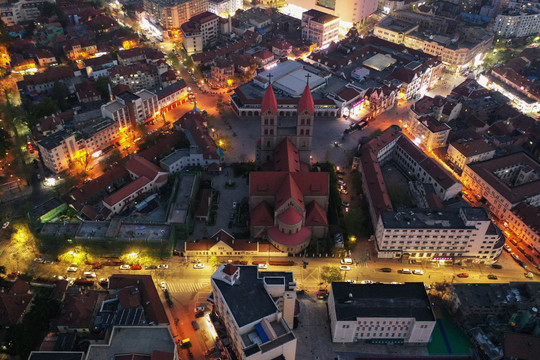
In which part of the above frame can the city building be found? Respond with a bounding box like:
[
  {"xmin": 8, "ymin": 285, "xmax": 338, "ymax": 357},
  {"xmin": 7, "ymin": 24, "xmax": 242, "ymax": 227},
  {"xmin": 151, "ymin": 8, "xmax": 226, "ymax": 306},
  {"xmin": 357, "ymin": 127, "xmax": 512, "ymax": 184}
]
[
  {"xmin": 374, "ymin": 16, "xmax": 493, "ymax": 68},
  {"xmin": 101, "ymin": 89, "xmax": 159, "ymax": 127},
  {"xmin": 211, "ymin": 58, "xmax": 234, "ymax": 86},
  {"xmin": 271, "ymin": 40, "xmax": 292, "ymax": 58},
  {"xmin": 211, "ymin": 264, "xmax": 297, "ymax": 360},
  {"xmin": 375, "ymin": 207, "xmax": 504, "ymax": 262},
  {"xmin": 285, "ymin": 0, "xmax": 378, "ymax": 25},
  {"xmin": 28, "ymin": 352, "xmax": 84, "ymax": 360},
  {"xmin": 181, "ymin": 11, "xmax": 219, "ymax": 55},
  {"xmin": 86, "ymin": 326, "xmax": 177, "ymax": 360},
  {"xmin": 0, "ymin": 0, "xmax": 55, "ymax": 25},
  {"xmin": 301, "ymin": 9, "xmax": 339, "ymax": 48},
  {"xmin": 208, "ymin": 0, "xmax": 243, "ymax": 16},
  {"xmin": 446, "ymin": 139, "xmax": 496, "ymax": 172},
  {"xmin": 84, "ymin": 55, "xmax": 118, "ymax": 80},
  {"xmin": 63, "ymin": 38, "xmax": 98, "ymax": 61},
  {"xmin": 461, "ymin": 152, "xmax": 540, "ymax": 249},
  {"xmin": 109, "ymin": 62, "xmax": 159, "ymax": 92},
  {"xmin": 493, "ymin": 5, "xmax": 540, "ymax": 38},
  {"xmin": 328, "ymin": 282, "xmax": 436, "ymax": 343},
  {"xmin": 22, "ymin": 67, "xmax": 77, "ymax": 95},
  {"xmin": 57, "ymin": 291, "xmax": 103, "ymax": 333},
  {"xmin": 143, "ymin": 0, "xmax": 209, "ymax": 30},
  {"xmin": 0, "ymin": 280, "xmax": 34, "ymax": 328},
  {"xmin": 406, "ymin": 116, "xmax": 451, "ymax": 150},
  {"xmin": 117, "ymin": 47, "xmax": 165, "ymax": 66},
  {"xmin": 35, "ymin": 49, "xmax": 57, "ymax": 67},
  {"xmin": 249, "ymin": 84, "xmax": 329, "ymax": 254}
]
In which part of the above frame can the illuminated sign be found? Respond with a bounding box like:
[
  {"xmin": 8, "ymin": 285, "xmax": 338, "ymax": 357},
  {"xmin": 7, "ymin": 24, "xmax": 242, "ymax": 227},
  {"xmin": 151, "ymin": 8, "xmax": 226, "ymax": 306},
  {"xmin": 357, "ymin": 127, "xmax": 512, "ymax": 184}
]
[{"xmin": 352, "ymin": 98, "xmax": 365, "ymax": 107}]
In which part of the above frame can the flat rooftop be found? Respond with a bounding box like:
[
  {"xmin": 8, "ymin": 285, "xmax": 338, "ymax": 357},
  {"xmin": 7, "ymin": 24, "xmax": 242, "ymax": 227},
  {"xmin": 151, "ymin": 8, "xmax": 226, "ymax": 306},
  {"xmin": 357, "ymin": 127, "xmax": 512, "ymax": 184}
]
[
  {"xmin": 28, "ymin": 352, "xmax": 84, "ymax": 360},
  {"xmin": 381, "ymin": 207, "xmax": 487, "ymax": 229},
  {"xmin": 212, "ymin": 265, "xmax": 279, "ymax": 328},
  {"xmin": 167, "ymin": 174, "xmax": 196, "ymax": 224},
  {"xmin": 86, "ymin": 326, "xmax": 175, "ymax": 360},
  {"xmin": 331, "ymin": 282, "xmax": 435, "ymax": 321},
  {"xmin": 116, "ymin": 223, "xmax": 171, "ymax": 242},
  {"xmin": 76, "ymin": 221, "xmax": 110, "ymax": 238}
]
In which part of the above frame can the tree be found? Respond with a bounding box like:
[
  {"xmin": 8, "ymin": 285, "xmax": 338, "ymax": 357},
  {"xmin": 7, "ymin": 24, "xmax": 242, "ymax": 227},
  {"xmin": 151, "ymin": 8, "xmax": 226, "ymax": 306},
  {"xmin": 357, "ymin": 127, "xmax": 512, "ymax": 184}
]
[
  {"xmin": 343, "ymin": 208, "xmax": 366, "ymax": 239},
  {"xmin": 102, "ymin": 149, "xmax": 122, "ymax": 168},
  {"xmin": 0, "ymin": 127, "xmax": 12, "ymax": 159},
  {"xmin": 321, "ymin": 266, "xmax": 343, "ymax": 284},
  {"xmin": 96, "ymin": 76, "xmax": 111, "ymax": 100},
  {"xmin": 28, "ymin": 97, "xmax": 59, "ymax": 123},
  {"xmin": 0, "ymin": 265, "xmax": 5, "ymax": 274},
  {"xmin": 167, "ymin": 52, "xmax": 180, "ymax": 69},
  {"xmin": 209, "ymin": 255, "xmax": 221, "ymax": 268},
  {"xmin": 370, "ymin": 129, "xmax": 382, "ymax": 138},
  {"xmin": 51, "ymin": 81, "xmax": 69, "ymax": 111}
]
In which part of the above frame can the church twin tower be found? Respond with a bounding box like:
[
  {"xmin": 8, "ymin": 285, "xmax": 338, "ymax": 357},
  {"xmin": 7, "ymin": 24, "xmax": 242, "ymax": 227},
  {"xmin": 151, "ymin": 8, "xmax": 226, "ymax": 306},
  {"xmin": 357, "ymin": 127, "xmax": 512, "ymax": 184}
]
[{"xmin": 257, "ymin": 82, "xmax": 315, "ymax": 165}]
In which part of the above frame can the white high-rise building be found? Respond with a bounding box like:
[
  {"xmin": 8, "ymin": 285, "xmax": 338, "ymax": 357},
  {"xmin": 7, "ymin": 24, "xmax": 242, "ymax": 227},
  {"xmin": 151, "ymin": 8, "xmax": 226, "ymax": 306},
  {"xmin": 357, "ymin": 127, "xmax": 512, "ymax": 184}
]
[
  {"xmin": 493, "ymin": 5, "xmax": 540, "ymax": 38},
  {"xmin": 286, "ymin": 0, "xmax": 378, "ymax": 25}
]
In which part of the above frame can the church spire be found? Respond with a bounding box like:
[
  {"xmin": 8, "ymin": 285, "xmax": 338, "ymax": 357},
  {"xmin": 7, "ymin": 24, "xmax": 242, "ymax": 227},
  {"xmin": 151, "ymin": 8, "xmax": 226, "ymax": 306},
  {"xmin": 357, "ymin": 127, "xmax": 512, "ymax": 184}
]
[
  {"xmin": 298, "ymin": 77, "xmax": 314, "ymax": 115},
  {"xmin": 261, "ymin": 83, "xmax": 278, "ymax": 114}
]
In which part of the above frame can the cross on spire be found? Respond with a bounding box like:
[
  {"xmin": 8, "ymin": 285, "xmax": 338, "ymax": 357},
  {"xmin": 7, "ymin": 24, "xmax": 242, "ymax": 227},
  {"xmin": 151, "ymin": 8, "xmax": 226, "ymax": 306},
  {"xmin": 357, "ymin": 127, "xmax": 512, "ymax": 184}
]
[
  {"xmin": 305, "ymin": 73, "xmax": 311, "ymax": 85},
  {"xmin": 267, "ymin": 73, "xmax": 273, "ymax": 85}
]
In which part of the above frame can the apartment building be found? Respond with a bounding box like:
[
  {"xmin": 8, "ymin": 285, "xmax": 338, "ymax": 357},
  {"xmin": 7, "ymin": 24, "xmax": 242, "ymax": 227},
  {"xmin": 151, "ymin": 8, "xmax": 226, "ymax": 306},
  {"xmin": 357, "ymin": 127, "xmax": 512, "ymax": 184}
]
[
  {"xmin": 301, "ymin": 9, "xmax": 340, "ymax": 48},
  {"xmin": 211, "ymin": 264, "xmax": 297, "ymax": 360},
  {"xmin": 101, "ymin": 90, "xmax": 159, "ymax": 127},
  {"xmin": 461, "ymin": 152, "xmax": 540, "ymax": 249},
  {"xmin": 0, "ymin": 0, "xmax": 54, "ymax": 26},
  {"xmin": 287, "ymin": 0, "xmax": 378, "ymax": 25},
  {"xmin": 211, "ymin": 58, "xmax": 234, "ymax": 86},
  {"xmin": 375, "ymin": 207, "xmax": 504, "ymax": 262},
  {"xmin": 63, "ymin": 39, "xmax": 98, "ymax": 61},
  {"xmin": 143, "ymin": 0, "xmax": 209, "ymax": 30},
  {"xmin": 373, "ymin": 16, "xmax": 419, "ymax": 45},
  {"xmin": 23, "ymin": 67, "xmax": 76, "ymax": 95},
  {"xmin": 37, "ymin": 118, "xmax": 120, "ymax": 173},
  {"xmin": 328, "ymin": 282, "xmax": 436, "ymax": 343},
  {"xmin": 208, "ymin": 0, "xmax": 242, "ymax": 16},
  {"xmin": 109, "ymin": 63, "xmax": 159, "ymax": 92},
  {"xmin": 406, "ymin": 115, "xmax": 451, "ymax": 150},
  {"xmin": 447, "ymin": 139, "xmax": 496, "ymax": 172},
  {"xmin": 493, "ymin": 6, "xmax": 540, "ymax": 38},
  {"xmin": 181, "ymin": 11, "xmax": 219, "ymax": 55}
]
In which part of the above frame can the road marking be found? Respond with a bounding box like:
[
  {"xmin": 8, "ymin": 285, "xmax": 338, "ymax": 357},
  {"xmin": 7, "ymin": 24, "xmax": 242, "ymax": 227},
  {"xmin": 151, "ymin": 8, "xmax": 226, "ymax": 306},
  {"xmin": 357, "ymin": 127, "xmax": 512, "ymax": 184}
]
[{"xmin": 165, "ymin": 280, "xmax": 210, "ymax": 294}]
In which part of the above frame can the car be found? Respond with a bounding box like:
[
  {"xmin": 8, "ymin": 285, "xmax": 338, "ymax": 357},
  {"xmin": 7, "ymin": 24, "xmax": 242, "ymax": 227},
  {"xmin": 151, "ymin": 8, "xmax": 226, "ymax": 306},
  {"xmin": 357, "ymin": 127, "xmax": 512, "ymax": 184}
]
[
  {"xmin": 119, "ymin": 265, "xmax": 131, "ymax": 270},
  {"xmin": 360, "ymin": 280, "xmax": 373, "ymax": 284},
  {"xmin": 519, "ymin": 260, "xmax": 528, "ymax": 269},
  {"xmin": 99, "ymin": 278, "xmax": 108, "ymax": 283},
  {"xmin": 67, "ymin": 265, "xmax": 78, "ymax": 272},
  {"xmin": 34, "ymin": 257, "xmax": 45, "ymax": 263},
  {"xmin": 2, "ymin": 221, "xmax": 9, "ymax": 229},
  {"xmin": 339, "ymin": 265, "xmax": 351, "ymax": 271},
  {"xmin": 316, "ymin": 289, "xmax": 328, "ymax": 299},
  {"xmin": 193, "ymin": 263, "xmax": 205, "ymax": 269},
  {"xmin": 341, "ymin": 201, "xmax": 350, "ymax": 207},
  {"xmin": 413, "ymin": 269, "xmax": 424, "ymax": 275},
  {"xmin": 194, "ymin": 306, "xmax": 205, "ymax": 313},
  {"xmin": 195, "ymin": 311, "xmax": 205, "ymax": 318},
  {"xmin": 191, "ymin": 320, "xmax": 200, "ymax": 330},
  {"xmin": 145, "ymin": 265, "xmax": 157, "ymax": 269},
  {"xmin": 258, "ymin": 263, "xmax": 268, "ymax": 269},
  {"xmin": 511, "ymin": 253, "xmax": 520, "ymax": 262},
  {"xmin": 180, "ymin": 338, "xmax": 192, "ymax": 349},
  {"xmin": 161, "ymin": 281, "xmax": 167, "ymax": 290},
  {"xmin": 503, "ymin": 244, "xmax": 511, "ymax": 252},
  {"xmin": 340, "ymin": 258, "xmax": 353, "ymax": 265},
  {"xmin": 84, "ymin": 271, "xmax": 97, "ymax": 278},
  {"xmin": 491, "ymin": 264, "xmax": 503, "ymax": 269},
  {"xmin": 339, "ymin": 188, "xmax": 348, "ymax": 195},
  {"xmin": 400, "ymin": 268, "xmax": 412, "ymax": 274},
  {"xmin": 525, "ymin": 272, "xmax": 534, "ymax": 279},
  {"xmin": 92, "ymin": 264, "xmax": 102, "ymax": 269},
  {"xmin": 158, "ymin": 264, "xmax": 168, "ymax": 269},
  {"xmin": 517, "ymin": 246, "xmax": 526, "ymax": 254},
  {"xmin": 457, "ymin": 273, "xmax": 469, "ymax": 278},
  {"xmin": 391, "ymin": 282, "xmax": 403, "ymax": 285},
  {"xmin": 346, "ymin": 280, "xmax": 357, "ymax": 284},
  {"xmin": 232, "ymin": 202, "xmax": 237, "ymax": 209},
  {"xmin": 337, "ymin": 179, "xmax": 346, "ymax": 186},
  {"xmin": 131, "ymin": 265, "xmax": 142, "ymax": 270},
  {"xmin": 487, "ymin": 274, "xmax": 498, "ymax": 280},
  {"xmin": 381, "ymin": 268, "xmax": 392, "ymax": 272}
]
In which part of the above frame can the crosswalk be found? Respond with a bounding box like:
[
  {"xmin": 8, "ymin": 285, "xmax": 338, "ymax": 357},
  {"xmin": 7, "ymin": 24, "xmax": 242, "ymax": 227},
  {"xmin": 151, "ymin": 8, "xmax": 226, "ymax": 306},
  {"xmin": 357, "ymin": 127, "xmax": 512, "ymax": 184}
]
[{"xmin": 163, "ymin": 280, "xmax": 211, "ymax": 294}]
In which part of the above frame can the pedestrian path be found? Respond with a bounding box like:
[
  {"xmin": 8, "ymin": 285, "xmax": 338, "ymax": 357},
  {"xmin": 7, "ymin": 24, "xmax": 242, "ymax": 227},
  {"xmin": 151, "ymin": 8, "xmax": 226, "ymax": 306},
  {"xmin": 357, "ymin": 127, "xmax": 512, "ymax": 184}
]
[{"xmin": 164, "ymin": 280, "xmax": 211, "ymax": 294}]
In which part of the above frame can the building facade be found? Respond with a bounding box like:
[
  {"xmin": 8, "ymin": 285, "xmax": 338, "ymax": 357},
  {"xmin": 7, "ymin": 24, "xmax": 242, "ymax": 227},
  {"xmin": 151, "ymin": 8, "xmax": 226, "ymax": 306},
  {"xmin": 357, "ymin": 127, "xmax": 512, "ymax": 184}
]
[
  {"xmin": 144, "ymin": 0, "xmax": 209, "ymax": 30},
  {"xmin": 286, "ymin": 0, "xmax": 378, "ymax": 25},
  {"xmin": 0, "ymin": 0, "xmax": 54, "ymax": 25},
  {"xmin": 447, "ymin": 139, "xmax": 496, "ymax": 172},
  {"xmin": 301, "ymin": 9, "xmax": 340, "ymax": 48},
  {"xmin": 181, "ymin": 11, "xmax": 219, "ymax": 55},
  {"xmin": 328, "ymin": 282, "xmax": 436, "ymax": 343},
  {"xmin": 493, "ymin": 6, "xmax": 540, "ymax": 38}
]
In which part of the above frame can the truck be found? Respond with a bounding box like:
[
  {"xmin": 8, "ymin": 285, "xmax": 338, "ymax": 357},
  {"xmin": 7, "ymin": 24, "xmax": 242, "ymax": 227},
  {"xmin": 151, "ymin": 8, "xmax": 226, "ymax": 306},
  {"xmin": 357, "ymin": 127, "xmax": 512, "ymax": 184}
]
[{"xmin": 269, "ymin": 260, "xmax": 295, "ymax": 266}]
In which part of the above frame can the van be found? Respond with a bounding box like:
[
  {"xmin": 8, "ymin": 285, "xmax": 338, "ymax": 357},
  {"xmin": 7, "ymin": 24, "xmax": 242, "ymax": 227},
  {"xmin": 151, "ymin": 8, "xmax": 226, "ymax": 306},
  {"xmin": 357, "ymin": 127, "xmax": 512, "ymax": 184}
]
[
  {"xmin": 340, "ymin": 258, "xmax": 353, "ymax": 265},
  {"xmin": 401, "ymin": 268, "xmax": 411, "ymax": 274}
]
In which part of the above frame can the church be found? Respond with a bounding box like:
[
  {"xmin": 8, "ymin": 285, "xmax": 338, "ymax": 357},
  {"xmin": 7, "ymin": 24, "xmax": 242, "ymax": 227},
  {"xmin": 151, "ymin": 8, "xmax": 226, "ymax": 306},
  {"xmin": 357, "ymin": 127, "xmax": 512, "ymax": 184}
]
[{"xmin": 249, "ymin": 82, "xmax": 329, "ymax": 254}]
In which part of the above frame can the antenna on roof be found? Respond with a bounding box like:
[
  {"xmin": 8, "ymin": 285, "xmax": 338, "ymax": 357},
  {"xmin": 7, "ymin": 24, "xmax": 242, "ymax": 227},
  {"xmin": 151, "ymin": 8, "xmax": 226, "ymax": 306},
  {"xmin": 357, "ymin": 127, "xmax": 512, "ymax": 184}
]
[{"xmin": 305, "ymin": 73, "xmax": 311, "ymax": 85}]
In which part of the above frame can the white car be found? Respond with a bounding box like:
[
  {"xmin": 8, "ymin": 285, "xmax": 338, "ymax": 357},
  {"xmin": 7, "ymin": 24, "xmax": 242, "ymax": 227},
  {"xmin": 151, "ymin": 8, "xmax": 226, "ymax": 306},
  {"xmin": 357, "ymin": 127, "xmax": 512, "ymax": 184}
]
[
  {"xmin": 193, "ymin": 263, "xmax": 205, "ymax": 269},
  {"xmin": 34, "ymin": 257, "xmax": 45, "ymax": 263},
  {"xmin": 161, "ymin": 281, "xmax": 167, "ymax": 290},
  {"xmin": 413, "ymin": 269, "xmax": 424, "ymax": 275},
  {"xmin": 2, "ymin": 221, "xmax": 9, "ymax": 229},
  {"xmin": 339, "ymin": 265, "xmax": 351, "ymax": 271},
  {"xmin": 84, "ymin": 272, "xmax": 97, "ymax": 278},
  {"xmin": 158, "ymin": 264, "xmax": 169, "ymax": 269},
  {"xmin": 340, "ymin": 258, "xmax": 353, "ymax": 265},
  {"xmin": 503, "ymin": 244, "xmax": 511, "ymax": 252},
  {"xmin": 337, "ymin": 180, "xmax": 346, "ymax": 186},
  {"xmin": 257, "ymin": 263, "xmax": 268, "ymax": 269},
  {"xmin": 232, "ymin": 202, "xmax": 237, "ymax": 209},
  {"xmin": 119, "ymin": 265, "xmax": 131, "ymax": 270},
  {"xmin": 194, "ymin": 306, "xmax": 205, "ymax": 313},
  {"xmin": 99, "ymin": 278, "xmax": 108, "ymax": 283},
  {"xmin": 360, "ymin": 280, "xmax": 373, "ymax": 284},
  {"xmin": 67, "ymin": 265, "xmax": 78, "ymax": 272},
  {"xmin": 346, "ymin": 279, "xmax": 357, "ymax": 284},
  {"xmin": 391, "ymin": 282, "xmax": 403, "ymax": 285},
  {"xmin": 342, "ymin": 201, "xmax": 350, "ymax": 208}
]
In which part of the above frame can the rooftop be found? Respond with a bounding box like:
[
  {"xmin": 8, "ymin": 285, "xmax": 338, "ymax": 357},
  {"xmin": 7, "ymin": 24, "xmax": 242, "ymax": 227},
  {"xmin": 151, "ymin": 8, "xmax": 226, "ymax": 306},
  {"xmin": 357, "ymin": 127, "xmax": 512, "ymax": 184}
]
[
  {"xmin": 212, "ymin": 265, "xmax": 279, "ymax": 328},
  {"xmin": 449, "ymin": 139, "xmax": 495, "ymax": 157},
  {"xmin": 303, "ymin": 9, "xmax": 339, "ymax": 24},
  {"xmin": 86, "ymin": 326, "xmax": 175, "ymax": 360},
  {"xmin": 381, "ymin": 207, "xmax": 488, "ymax": 229},
  {"xmin": 28, "ymin": 352, "xmax": 84, "ymax": 360},
  {"xmin": 331, "ymin": 282, "xmax": 435, "ymax": 321}
]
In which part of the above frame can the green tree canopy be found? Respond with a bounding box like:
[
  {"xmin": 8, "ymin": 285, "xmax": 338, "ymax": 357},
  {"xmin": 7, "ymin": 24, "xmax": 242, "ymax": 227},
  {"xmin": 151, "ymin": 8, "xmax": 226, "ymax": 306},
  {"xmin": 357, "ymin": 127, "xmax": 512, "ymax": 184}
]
[
  {"xmin": 102, "ymin": 149, "xmax": 122, "ymax": 168},
  {"xmin": 321, "ymin": 266, "xmax": 343, "ymax": 284},
  {"xmin": 0, "ymin": 127, "xmax": 12, "ymax": 159},
  {"xmin": 167, "ymin": 52, "xmax": 180, "ymax": 69},
  {"xmin": 96, "ymin": 76, "xmax": 111, "ymax": 100}
]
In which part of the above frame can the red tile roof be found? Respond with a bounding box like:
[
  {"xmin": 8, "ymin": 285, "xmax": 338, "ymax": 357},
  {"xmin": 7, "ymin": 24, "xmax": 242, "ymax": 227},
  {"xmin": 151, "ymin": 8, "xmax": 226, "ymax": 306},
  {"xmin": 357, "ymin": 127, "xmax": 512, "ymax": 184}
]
[
  {"xmin": 278, "ymin": 207, "xmax": 303, "ymax": 225},
  {"xmin": 108, "ymin": 275, "xmax": 169, "ymax": 325},
  {"xmin": 261, "ymin": 84, "xmax": 278, "ymax": 114},
  {"xmin": 103, "ymin": 176, "xmax": 150, "ymax": 207},
  {"xmin": 337, "ymin": 87, "xmax": 361, "ymax": 102},
  {"xmin": 117, "ymin": 287, "xmax": 142, "ymax": 309},
  {"xmin": 57, "ymin": 291, "xmax": 100, "ymax": 330},
  {"xmin": 273, "ymin": 138, "xmax": 300, "ymax": 172},
  {"xmin": 151, "ymin": 350, "xmax": 175, "ymax": 360},
  {"xmin": 298, "ymin": 83, "xmax": 315, "ymax": 114},
  {"xmin": 223, "ymin": 263, "xmax": 238, "ymax": 276},
  {"xmin": 268, "ymin": 226, "xmax": 311, "ymax": 246},
  {"xmin": 276, "ymin": 174, "xmax": 305, "ymax": 209},
  {"xmin": 175, "ymin": 110, "xmax": 220, "ymax": 160},
  {"xmin": 126, "ymin": 156, "xmax": 163, "ymax": 182},
  {"xmin": 251, "ymin": 201, "xmax": 274, "ymax": 226},
  {"xmin": 305, "ymin": 201, "xmax": 328, "ymax": 226},
  {"xmin": 0, "ymin": 280, "xmax": 33, "ymax": 326},
  {"xmin": 250, "ymin": 172, "xmax": 329, "ymax": 198}
]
